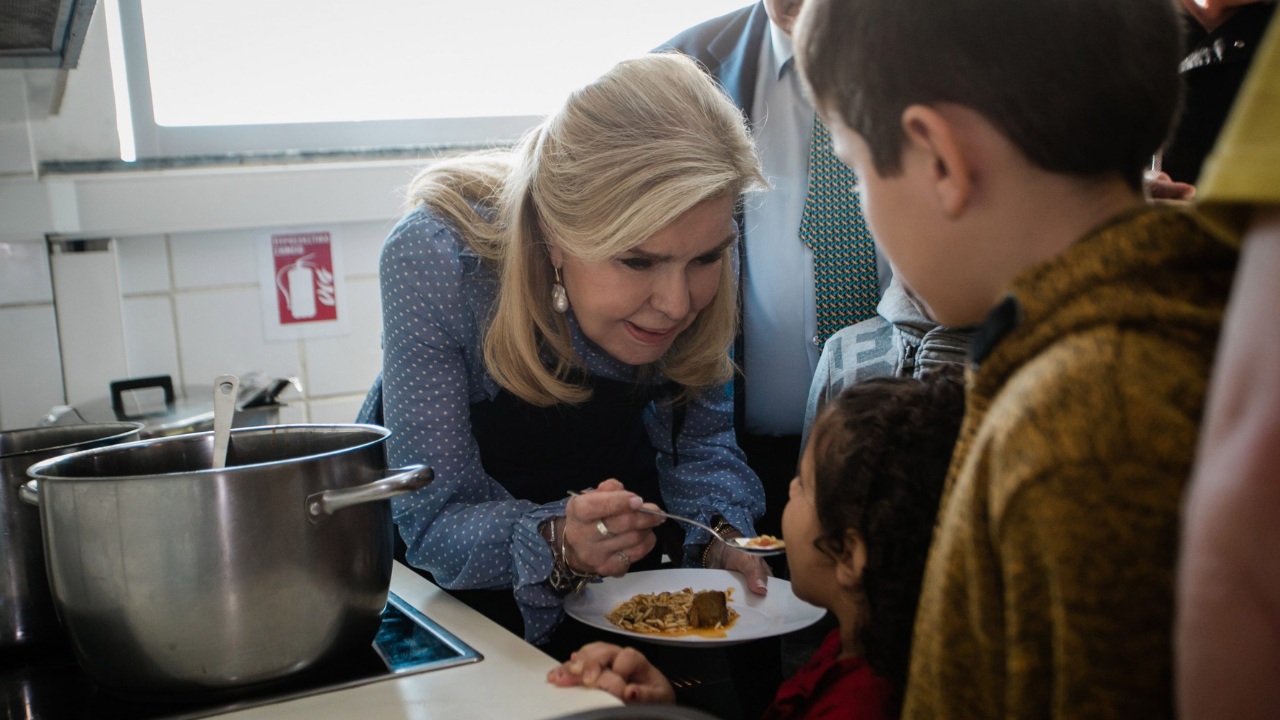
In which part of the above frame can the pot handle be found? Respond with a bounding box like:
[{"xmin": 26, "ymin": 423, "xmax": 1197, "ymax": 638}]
[
  {"xmin": 306, "ymin": 465, "xmax": 434, "ymax": 519},
  {"xmin": 19, "ymin": 480, "xmax": 38, "ymax": 506}
]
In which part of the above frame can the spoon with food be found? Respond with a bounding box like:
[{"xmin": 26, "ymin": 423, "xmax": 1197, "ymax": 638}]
[{"xmin": 565, "ymin": 490, "xmax": 785, "ymax": 556}]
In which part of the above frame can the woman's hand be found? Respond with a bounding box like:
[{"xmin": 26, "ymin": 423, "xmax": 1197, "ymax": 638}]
[
  {"xmin": 563, "ymin": 479, "xmax": 663, "ymax": 577},
  {"xmin": 704, "ymin": 531, "xmax": 772, "ymax": 596},
  {"xmin": 547, "ymin": 642, "xmax": 676, "ymax": 704}
]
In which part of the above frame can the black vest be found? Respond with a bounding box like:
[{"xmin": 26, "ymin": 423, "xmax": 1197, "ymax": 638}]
[
  {"xmin": 430, "ymin": 374, "xmax": 679, "ymax": 640},
  {"xmin": 469, "ymin": 374, "xmax": 665, "ymax": 506}
]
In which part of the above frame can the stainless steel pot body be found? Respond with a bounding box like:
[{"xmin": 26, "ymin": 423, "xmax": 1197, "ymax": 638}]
[
  {"xmin": 23, "ymin": 424, "xmax": 432, "ymax": 696},
  {"xmin": 0, "ymin": 423, "xmax": 143, "ymax": 651}
]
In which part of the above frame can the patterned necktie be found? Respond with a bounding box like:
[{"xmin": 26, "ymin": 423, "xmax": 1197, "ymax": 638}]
[{"xmin": 797, "ymin": 115, "xmax": 879, "ymax": 346}]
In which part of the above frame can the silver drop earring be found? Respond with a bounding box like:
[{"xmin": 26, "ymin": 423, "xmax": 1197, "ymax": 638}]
[{"xmin": 551, "ymin": 266, "xmax": 569, "ymax": 314}]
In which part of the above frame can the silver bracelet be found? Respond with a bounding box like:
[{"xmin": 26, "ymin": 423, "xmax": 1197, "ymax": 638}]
[
  {"xmin": 701, "ymin": 517, "xmax": 737, "ymax": 568},
  {"xmin": 560, "ymin": 518, "xmax": 596, "ymax": 579},
  {"xmin": 548, "ymin": 517, "xmax": 597, "ymax": 593}
]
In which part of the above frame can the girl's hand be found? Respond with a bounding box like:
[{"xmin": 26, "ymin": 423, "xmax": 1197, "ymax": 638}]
[
  {"xmin": 563, "ymin": 479, "xmax": 663, "ymax": 577},
  {"xmin": 546, "ymin": 642, "xmax": 676, "ymax": 704},
  {"xmin": 704, "ymin": 531, "xmax": 772, "ymax": 596}
]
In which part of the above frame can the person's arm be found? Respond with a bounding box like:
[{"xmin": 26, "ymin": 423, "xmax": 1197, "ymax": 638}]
[
  {"xmin": 803, "ymin": 333, "xmax": 842, "ymax": 451},
  {"xmin": 643, "ymin": 385, "xmax": 768, "ymax": 582},
  {"xmin": 997, "ymin": 461, "xmax": 1183, "ymax": 720},
  {"xmin": 644, "ymin": 384, "xmax": 764, "ymax": 543},
  {"xmin": 379, "ymin": 213, "xmax": 569, "ymax": 642},
  {"xmin": 1178, "ymin": 206, "xmax": 1280, "ymax": 720}
]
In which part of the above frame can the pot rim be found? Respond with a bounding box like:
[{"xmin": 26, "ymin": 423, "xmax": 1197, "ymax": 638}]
[
  {"xmin": 25, "ymin": 423, "xmax": 390, "ymax": 483},
  {"xmin": 0, "ymin": 422, "xmax": 145, "ymax": 461}
]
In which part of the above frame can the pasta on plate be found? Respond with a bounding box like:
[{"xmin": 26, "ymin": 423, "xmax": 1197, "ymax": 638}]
[{"xmin": 605, "ymin": 588, "xmax": 738, "ymax": 636}]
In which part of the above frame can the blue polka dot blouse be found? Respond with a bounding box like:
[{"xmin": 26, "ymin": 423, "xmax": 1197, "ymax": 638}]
[{"xmin": 372, "ymin": 207, "xmax": 766, "ymax": 644}]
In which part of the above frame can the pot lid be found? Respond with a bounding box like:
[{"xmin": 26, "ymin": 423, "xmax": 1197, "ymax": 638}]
[{"xmin": 46, "ymin": 374, "xmax": 298, "ymax": 435}]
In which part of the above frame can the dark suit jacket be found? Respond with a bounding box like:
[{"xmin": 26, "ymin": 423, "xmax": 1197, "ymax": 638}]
[{"xmin": 655, "ymin": 2, "xmax": 770, "ymax": 120}]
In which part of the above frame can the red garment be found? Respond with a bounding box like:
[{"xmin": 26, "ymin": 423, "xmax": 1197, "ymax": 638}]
[{"xmin": 761, "ymin": 629, "xmax": 894, "ymax": 720}]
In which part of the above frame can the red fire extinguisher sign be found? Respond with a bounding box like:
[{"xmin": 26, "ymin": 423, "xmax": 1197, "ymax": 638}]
[{"xmin": 271, "ymin": 231, "xmax": 338, "ymax": 325}]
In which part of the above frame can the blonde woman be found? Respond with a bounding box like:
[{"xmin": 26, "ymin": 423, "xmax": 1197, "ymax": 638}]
[{"xmin": 357, "ymin": 53, "xmax": 769, "ymax": 646}]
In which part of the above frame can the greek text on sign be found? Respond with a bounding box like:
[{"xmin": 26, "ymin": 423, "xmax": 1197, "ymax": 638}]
[{"xmin": 272, "ymin": 231, "xmax": 338, "ymax": 324}]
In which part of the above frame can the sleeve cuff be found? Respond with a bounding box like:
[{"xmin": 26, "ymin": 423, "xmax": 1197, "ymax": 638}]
[
  {"xmin": 512, "ymin": 498, "xmax": 569, "ymax": 644},
  {"xmin": 679, "ymin": 503, "xmax": 759, "ymax": 566}
]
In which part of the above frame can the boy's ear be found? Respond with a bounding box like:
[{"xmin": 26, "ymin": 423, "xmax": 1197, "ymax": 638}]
[
  {"xmin": 833, "ymin": 529, "xmax": 867, "ymax": 591},
  {"xmin": 899, "ymin": 104, "xmax": 972, "ymax": 218}
]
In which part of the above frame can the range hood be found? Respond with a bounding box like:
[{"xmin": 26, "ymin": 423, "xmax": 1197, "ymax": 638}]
[
  {"xmin": 0, "ymin": 0, "xmax": 98, "ymax": 120},
  {"xmin": 0, "ymin": 0, "xmax": 97, "ymax": 69}
]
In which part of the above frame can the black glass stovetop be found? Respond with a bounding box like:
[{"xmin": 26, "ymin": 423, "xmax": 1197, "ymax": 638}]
[{"xmin": 1, "ymin": 593, "xmax": 482, "ymax": 720}]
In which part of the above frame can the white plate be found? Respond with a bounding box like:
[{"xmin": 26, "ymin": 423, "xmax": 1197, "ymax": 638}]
[{"xmin": 563, "ymin": 568, "xmax": 825, "ymax": 647}]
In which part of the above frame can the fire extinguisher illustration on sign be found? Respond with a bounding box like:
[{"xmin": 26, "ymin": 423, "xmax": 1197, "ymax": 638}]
[{"xmin": 276, "ymin": 254, "xmax": 335, "ymax": 321}]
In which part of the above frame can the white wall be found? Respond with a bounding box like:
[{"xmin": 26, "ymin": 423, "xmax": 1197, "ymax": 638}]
[
  {"xmin": 30, "ymin": 8, "xmax": 122, "ymax": 163},
  {"xmin": 111, "ymin": 220, "xmax": 396, "ymax": 427},
  {"xmin": 0, "ymin": 219, "xmax": 403, "ymax": 431},
  {"xmin": 0, "ymin": 240, "xmax": 63, "ymax": 429},
  {"xmin": 0, "ymin": 8, "xmax": 121, "ymax": 175}
]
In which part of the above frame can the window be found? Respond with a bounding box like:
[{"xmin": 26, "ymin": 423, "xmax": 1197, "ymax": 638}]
[{"xmin": 109, "ymin": 0, "xmax": 751, "ymax": 160}]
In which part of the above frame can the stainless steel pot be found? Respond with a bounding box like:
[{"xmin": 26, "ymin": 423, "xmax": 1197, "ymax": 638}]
[
  {"xmin": 21, "ymin": 424, "xmax": 433, "ymax": 696},
  {"xmin": 0, "ymin": 423, "xmax": 144, "ymax": 651}
]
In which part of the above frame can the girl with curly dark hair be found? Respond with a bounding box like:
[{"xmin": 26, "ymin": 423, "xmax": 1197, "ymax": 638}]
[
  {"xmin": 548, "ymin": 369, "xmax": 966, "ymax": 719},
  {"xmin": 780, "ymin": 369, "xmax": 965, "ymax": 717}
]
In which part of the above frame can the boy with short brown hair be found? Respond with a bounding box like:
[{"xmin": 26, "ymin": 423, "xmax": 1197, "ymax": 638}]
[{"xmin": 794, "ymin": 1, "xmax": 1239, "ymax": 718}]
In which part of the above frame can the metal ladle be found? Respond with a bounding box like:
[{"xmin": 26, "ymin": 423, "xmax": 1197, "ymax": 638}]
[{"xmin": 211, "ymin": 374, "xmax": 239, "ymax": 469}]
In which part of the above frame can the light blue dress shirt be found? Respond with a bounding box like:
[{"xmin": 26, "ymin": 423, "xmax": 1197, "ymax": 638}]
[
  {"xmin": 742, "ymin": 22, "xmax": 815, "ymax": 437},
  {"xmin": 741, "ymin": 21, "xmax": 891, "ymax": 437}
]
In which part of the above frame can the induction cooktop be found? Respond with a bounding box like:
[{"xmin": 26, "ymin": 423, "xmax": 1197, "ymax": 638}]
[{"xmin": 1, "ymin": 592, "xmax": 483, "ymax": 719}]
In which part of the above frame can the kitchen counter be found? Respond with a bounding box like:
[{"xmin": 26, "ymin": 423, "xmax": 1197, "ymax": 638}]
[{"xmin": 225, "ymin": 562, "xmax": 622, "ymax": 720}]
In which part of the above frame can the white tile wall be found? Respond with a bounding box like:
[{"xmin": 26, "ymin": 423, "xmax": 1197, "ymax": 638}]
[
  {"xmin": 0, "ymin": 240, "xmax": 52, "ymax": 305},
  {"xmin": 122, "ymin": 296, "xmax": 181, "ymax": 381},
  {"xmin": 0, "ymin": 123, "xmax": 32, "ymax": 176},
  {"xmin": 307, "ymin": 395, "xmax": 366, "ymax": 425},
  {"xmin": 174, "ymin": 288, "xmax": 303, "ymax": 386},
  {"xmin": 50, "ymin": 245, "xmax": 129, "ymax": 405},
  {"xmin": 117, "ymin": 235, "xmax": 171, "ymax": 295},
  {"xmin": 342, "ymin": 219, "xmax": 395, "ymax": 277},
  {"xmin": 303, "ymin": 278, "xmax": 383, "ymax": 398},
  {"xmin": 276, "ymin": 403, "xmax": 308, "ymax": 425},
  {"xmin": 0, "ymin": 306, "xmax": 64, "ymax": 429},
  {"xmin": 41, "ymin": 222, "xmax": 393, "ymax": 427},
  {"xmin": 0, "ymin": 240, "xmax": 59, "ymax": 429},
  {"xmin": 170, "ymin": 229, "xmax": 260, "ymax": 289}
]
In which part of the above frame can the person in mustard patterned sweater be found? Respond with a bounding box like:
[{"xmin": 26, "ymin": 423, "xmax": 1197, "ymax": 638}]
[
  {"xmin": 793, "ymin": 0, "xmax": 1239, "ymax": 718},
  {"xmin": 905, "ymin": 209, "xmax": 1235, "ymax": 719}
]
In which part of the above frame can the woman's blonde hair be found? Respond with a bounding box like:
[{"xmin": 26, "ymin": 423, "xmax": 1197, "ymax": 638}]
[{"xmin": 405, "ymin": 52, "xmax": 764, "ymax": 406}]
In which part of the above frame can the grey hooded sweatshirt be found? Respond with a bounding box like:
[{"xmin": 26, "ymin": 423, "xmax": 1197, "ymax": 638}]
[{"xmin": 802, "ymin": 279, "xmax": 975, "ymax": 446}]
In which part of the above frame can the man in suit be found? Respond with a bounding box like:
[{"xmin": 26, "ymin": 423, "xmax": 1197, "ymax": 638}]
[{"xmin": 659, "ymin": 1, "xmax": 891, "ymax": 537}]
